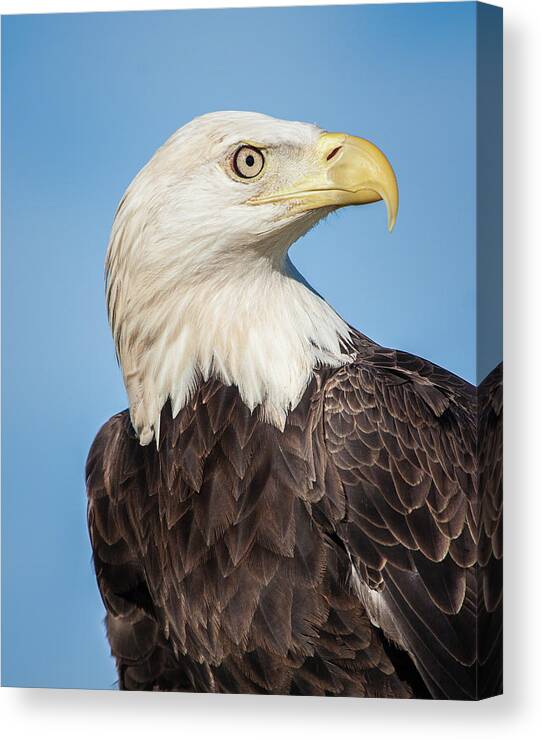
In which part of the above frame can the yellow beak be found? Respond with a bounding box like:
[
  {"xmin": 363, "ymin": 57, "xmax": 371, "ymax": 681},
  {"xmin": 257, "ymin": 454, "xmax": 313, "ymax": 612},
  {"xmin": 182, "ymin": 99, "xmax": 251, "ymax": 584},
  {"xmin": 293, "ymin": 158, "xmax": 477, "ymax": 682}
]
[{"xmin": 250, "ymin": 132, "xmax": 399, "ymax": 231}]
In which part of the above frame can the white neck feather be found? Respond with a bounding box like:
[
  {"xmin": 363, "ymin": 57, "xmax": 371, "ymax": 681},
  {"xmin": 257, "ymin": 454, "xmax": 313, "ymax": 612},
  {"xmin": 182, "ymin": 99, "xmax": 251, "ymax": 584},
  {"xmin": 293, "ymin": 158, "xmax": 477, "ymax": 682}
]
[{"xmin": 110, "ymin": 248, "xmax": 352, "ymax": 445}]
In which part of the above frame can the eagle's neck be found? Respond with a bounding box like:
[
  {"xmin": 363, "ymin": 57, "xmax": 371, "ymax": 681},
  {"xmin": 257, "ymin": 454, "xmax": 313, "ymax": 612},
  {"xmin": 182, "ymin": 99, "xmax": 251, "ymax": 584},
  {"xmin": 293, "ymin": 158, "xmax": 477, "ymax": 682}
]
[{"xmin": 113, "ymin": 255, "xmax": 352, "ymax": 445}]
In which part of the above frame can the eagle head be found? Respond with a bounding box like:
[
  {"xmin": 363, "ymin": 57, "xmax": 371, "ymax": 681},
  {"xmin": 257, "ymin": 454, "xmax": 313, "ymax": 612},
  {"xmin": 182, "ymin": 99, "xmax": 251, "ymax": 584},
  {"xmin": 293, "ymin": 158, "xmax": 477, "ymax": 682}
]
[{"xmin": 106, "ymin": 111, "xmax": 398, "ymax": 444}]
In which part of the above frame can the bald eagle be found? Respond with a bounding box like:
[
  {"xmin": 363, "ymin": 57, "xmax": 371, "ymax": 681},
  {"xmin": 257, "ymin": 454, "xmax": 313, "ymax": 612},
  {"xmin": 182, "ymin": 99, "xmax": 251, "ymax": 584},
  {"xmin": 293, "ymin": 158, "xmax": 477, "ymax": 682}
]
[{"xmin": 87, "ymin": 112, "xmax": 502, "ymax": 699}]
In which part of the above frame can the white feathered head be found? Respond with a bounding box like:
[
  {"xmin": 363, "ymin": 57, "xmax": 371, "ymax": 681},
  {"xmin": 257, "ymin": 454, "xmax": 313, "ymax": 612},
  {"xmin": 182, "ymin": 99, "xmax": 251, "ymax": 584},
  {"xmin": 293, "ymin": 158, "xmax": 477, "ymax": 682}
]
[{"xmin": 106, "ymin": 111, "xmax": 398, "ymax": 444}]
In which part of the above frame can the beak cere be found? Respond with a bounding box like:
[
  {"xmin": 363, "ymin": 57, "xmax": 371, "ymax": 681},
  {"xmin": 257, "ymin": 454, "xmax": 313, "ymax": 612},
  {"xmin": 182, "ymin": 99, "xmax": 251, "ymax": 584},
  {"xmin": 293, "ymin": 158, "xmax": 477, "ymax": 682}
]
[
  {"xmin": 316, "ymin": 133, "xmax": 399, "ymax": 231},
  {"xmin": 250, "ymin": 131, "xmax": 399, "ymax": 231}
]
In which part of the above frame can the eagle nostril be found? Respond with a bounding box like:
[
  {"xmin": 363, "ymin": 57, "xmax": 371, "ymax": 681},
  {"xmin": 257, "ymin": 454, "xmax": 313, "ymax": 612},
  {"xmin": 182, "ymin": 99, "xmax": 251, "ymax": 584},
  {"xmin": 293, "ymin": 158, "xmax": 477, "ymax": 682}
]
[{"xmin": 326, "ymin": 146, "xmax": 342, "ymax": 162}]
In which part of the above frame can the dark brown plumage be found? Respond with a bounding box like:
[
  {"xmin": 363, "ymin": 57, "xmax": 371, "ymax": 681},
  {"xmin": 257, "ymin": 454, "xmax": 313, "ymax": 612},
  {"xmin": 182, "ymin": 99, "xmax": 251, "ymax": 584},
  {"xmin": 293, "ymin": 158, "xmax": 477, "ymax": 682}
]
[{"xmin": 86, "ymin": 330, "xmax": 502, "ymax": 698}]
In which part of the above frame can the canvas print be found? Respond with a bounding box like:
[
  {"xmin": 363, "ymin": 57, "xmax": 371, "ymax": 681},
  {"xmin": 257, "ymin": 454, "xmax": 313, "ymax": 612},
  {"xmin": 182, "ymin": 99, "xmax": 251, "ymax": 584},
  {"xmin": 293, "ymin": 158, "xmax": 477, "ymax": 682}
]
[{"xmin": 1, "ymin": 2, "xmax": 503, "ymax": 699}]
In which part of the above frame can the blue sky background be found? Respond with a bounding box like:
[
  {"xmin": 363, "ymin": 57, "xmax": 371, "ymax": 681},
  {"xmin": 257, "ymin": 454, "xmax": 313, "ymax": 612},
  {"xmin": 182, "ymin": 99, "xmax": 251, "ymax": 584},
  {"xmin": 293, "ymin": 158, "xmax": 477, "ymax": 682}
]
[{"xmin": 2, "ymin": 3, "xmax": 501, "ymax": 689}]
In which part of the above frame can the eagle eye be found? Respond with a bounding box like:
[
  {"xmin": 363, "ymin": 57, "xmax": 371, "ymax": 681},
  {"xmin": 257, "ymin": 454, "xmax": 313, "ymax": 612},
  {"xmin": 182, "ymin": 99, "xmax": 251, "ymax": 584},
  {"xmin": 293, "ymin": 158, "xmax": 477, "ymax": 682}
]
[{"xmin": 232, "ymin": 146, "xmax": 265, "ymax": 179}]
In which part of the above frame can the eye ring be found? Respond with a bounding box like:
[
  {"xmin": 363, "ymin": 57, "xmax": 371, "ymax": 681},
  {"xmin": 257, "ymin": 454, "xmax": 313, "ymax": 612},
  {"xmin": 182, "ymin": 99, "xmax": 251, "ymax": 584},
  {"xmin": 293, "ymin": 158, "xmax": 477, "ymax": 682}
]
[{"xmin": 232, "ymin": 145, "xmax": 265, "ymax": 179}]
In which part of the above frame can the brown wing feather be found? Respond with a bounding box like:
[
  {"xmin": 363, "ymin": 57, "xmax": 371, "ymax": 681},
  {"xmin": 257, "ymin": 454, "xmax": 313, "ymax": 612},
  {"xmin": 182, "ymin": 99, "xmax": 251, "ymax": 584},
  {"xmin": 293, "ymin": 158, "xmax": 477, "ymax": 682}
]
[
  {"xmin": 86, "ymin": 413, "xmax": 216, "ymax": 691},
  {"xmin": 322, "ymin": 334, "xmax": 502, "ymax": 699}
]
